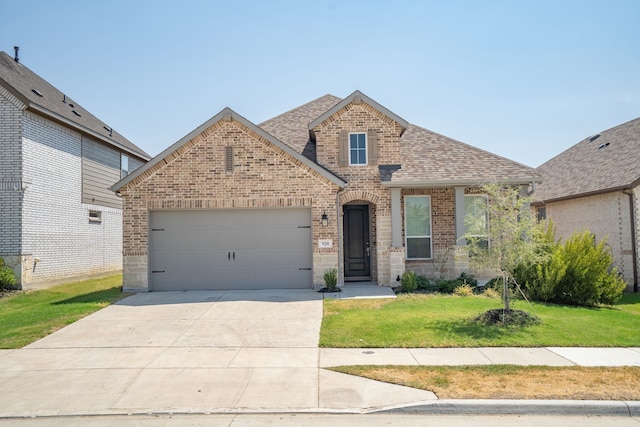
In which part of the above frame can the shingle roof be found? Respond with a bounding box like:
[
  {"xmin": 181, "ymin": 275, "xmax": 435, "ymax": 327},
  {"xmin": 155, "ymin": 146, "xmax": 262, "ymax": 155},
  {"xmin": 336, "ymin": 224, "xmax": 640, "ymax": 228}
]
[
  {"xmin": 259, "ymin": 93, "xmax": 538, "ymax": 186},
  {"xmin": 0, "ymin": 51, "xmax": 150, "ymax": 160},
  {"xmin": 259, "ymin": 94, "xmax": 341, "ymax": 161},
  {"xmin": 534, "ymin": 117, "xmax": 640, "ymax": 202},
  {"xmin": 385, "ymin": 124, "xmax": 539, "ymax": 186}
]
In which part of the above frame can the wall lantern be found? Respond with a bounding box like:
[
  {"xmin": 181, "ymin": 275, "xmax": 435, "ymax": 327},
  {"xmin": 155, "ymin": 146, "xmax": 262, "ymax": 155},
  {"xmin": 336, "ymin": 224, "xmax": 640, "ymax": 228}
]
[{"xmin": 321, "ymin": 212, "xmax": 329, "ymax": 227}]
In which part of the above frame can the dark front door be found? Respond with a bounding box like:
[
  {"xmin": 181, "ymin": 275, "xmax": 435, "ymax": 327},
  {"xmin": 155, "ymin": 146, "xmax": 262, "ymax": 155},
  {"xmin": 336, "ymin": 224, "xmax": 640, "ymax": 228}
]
[{"xmin": 344, "ymin": 205, "xmax": 371, "ymax": 279}]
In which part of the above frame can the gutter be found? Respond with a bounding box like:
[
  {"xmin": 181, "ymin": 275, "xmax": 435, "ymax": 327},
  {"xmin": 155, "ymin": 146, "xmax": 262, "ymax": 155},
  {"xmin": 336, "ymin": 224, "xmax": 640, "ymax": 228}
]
[
  {"xmin": 623, "ymin": 189, "xmax": 639, "ymax": 293},
  {"xmin": 381, "ymin": 177, "xmax": 540, "ymax": 189}
]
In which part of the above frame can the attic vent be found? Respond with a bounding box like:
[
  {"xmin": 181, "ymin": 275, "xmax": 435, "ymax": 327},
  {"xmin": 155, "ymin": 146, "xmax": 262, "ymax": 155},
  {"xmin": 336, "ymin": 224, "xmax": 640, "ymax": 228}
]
[
  {"xmin": 31, "ymin": 89, "xmax": 43, "ymax": 97},
  {"xmin": 225, "ymin": 146, "xmax": 234, "ymax": 172},
  {"xmin": 598, "ymin": 142, "xmax": 610, "ymax": 150},
  {"xmin": 72, "ymin": 110, "xmax": 81, "ymax": 117},
  {"xmin": 588, "ymin": 134, "xmax": 601, "ymax": 142}
]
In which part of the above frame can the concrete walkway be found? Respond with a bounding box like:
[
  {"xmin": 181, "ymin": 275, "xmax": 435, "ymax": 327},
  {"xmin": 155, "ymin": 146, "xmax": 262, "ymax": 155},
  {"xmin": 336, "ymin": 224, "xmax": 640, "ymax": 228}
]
[
  {"xmin": 0, "ymin": 289, "xmax": 436, "ymax": 418},
  {"xmin": 0, "ymin": 285, "xmax": 638, "ymax": 419}
]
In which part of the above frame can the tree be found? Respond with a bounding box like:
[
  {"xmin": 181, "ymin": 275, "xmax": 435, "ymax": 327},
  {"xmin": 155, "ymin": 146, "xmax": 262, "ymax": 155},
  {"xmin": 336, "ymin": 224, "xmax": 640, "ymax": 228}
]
[{"xmin": 465, "ymin": 182, "xmax": 552, "ymax": 313}]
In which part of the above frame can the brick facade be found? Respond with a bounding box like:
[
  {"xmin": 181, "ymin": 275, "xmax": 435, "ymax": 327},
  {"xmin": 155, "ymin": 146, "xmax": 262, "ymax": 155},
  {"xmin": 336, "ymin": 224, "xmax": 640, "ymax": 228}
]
[
  {"xmin": 119, "ymin": 93, "xmax": 534, "ymax": 291},
  {"xmin": 120, "ymin": 117, "xmax": 341, "ymax": 291},
  {"xmin": 0, "ymin": 102, "xmax": 125, "ymax": 284},
  {"xmin": 544, "ymin": 191, "xmax": 636, "ymax": 291}
]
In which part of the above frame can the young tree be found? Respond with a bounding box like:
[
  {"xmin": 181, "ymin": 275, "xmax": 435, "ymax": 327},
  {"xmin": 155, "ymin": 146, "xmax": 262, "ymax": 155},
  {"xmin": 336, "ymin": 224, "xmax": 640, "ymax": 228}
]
[{"xmin": 465, "ymin": 182, "xmax": 552, "ymax": 312}]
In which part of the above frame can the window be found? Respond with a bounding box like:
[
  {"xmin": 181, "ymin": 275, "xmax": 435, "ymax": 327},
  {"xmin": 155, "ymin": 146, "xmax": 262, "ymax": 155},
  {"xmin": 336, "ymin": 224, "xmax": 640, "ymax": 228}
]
[
  {"xmin": 88, "ymin": 210, "xmax": 102, "ymax": 224},
  {"xmin": 405, "ymin": 196, "xmax": 432, "ymax": 259},
  {"xmin": 120, "ymin": 154, "xmax": 129, "ymax": 178},
  {"xmin": 349, "ymin": 133, "xmax": 367, "ymax": 165},
  {"xmin": 464, "ymin": 195, "xmax": 488, "ymax": 248},
  {"xmin": 537, "ymin": 207, "xmax": 546, "ymax": 222}
]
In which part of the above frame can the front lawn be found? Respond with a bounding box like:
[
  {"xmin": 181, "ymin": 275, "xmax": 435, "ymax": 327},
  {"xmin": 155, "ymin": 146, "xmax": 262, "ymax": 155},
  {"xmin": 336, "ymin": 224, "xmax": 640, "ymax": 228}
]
[
  {"xmin": 0, "ymin": 274, "xmax": 128, "ymax": 349},
  {"xmin": 320, "ymin": 293, "xmax": 640, "ymax": 348}
]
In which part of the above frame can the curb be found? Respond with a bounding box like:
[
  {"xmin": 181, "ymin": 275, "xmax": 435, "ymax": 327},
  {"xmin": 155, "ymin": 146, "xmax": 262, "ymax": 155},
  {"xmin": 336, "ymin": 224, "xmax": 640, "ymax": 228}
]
[{"xmin": 376, "ymin": 399, "xmax": 640, "ymax": 417}]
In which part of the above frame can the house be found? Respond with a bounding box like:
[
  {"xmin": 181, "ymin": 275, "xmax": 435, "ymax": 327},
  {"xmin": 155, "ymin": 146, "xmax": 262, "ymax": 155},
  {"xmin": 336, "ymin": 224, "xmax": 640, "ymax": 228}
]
[
  {"xmin": 0, "ymin": 49, "xmax": 150, "ymax": 286},
  {"xmin": 113, "ymin": 90, "xmax": 539, "ymax": 292},
  {"xmin": 533, "ymin": 117, "xmax": 640, "ymax": 293}
]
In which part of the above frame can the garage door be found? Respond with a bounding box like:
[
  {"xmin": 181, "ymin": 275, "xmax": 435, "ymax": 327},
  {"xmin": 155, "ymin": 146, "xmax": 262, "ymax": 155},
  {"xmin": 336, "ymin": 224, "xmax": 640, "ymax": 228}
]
[{"xmin": 149, "ymin": 208, "xmax": 312, "ymax": 291}]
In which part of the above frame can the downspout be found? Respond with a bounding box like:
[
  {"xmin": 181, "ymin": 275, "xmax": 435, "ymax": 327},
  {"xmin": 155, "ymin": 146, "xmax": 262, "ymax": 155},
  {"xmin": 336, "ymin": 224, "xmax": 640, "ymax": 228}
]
[
  {"xmin": 336, "ymin": 186, "xmax": 348, "ymax": 287},
  {"xmin": 623, "ymin": 189, "xmax": 638, "ymax": 292}
]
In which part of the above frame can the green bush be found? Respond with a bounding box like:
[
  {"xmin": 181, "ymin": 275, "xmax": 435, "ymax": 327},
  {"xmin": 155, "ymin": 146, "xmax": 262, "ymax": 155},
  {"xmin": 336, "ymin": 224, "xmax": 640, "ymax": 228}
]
[
  {"xmin": 453, "ymin": 284, "xmax": 474, "ymax": 296},
  {"xmin": 486, "ymin": 276, "xmax": 521, "ymax": 300},
  {"xmin": 0, "ymin": 258, "xmax": 18, "ymax": 290},
  {"xmin": 416, "ymin": 274, "xmax": 429, "ymax": 290},
  {"xmin": 437, "ymin": 273, "xmax": 478, "ymax": 294},
  {"xmin": 524, "ymin": 231, "xmax": 626, "ymax": 306},
  {"xmin": 323, "ymin": 268, "xmax": 338, "ymax": 291},
  {"xmin": 401, "ymin": 271, "xmax": 418, "ymax": 293}
]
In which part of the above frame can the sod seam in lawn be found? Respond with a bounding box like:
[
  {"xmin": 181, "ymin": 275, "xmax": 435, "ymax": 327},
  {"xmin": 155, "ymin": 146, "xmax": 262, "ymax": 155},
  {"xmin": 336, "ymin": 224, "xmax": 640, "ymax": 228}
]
[
  {"xmin": 0, "ymin": 274, "xmax": 128, "ymax": 349},
  {"xmin": 320, "ymin": 293, "xmax": 640, "ymax": 348}
]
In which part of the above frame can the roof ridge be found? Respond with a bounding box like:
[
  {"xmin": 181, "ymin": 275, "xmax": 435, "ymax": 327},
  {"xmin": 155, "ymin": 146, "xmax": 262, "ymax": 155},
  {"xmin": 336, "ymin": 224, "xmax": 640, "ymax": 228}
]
[
  {"xmin": 258, "ymin": 94, "xmax": 341, "ymax": 126},
  {"xmin": 0, "ymin": 51, "xmax": 150, "ymax": 159}
]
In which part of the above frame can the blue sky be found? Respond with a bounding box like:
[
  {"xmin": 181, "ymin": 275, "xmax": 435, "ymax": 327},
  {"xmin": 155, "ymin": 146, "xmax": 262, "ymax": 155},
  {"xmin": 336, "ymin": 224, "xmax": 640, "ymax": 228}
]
[{"xmin": 2, "ymin": 0, "xmax": 639, "ymax": 167}]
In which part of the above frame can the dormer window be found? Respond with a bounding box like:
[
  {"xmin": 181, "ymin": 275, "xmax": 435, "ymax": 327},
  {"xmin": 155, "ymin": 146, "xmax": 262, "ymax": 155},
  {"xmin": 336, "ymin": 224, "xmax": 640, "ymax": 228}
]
[{"xmin": 349, "ymin": 133, "xmax": 367, "ymax": 165}]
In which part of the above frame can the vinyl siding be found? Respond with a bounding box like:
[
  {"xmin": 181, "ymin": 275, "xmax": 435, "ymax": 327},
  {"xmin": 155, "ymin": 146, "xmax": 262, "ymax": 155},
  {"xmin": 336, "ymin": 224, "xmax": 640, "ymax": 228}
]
[{"xmin": 81, "ymin": 136, "xmax": 122, "ymax": 208}]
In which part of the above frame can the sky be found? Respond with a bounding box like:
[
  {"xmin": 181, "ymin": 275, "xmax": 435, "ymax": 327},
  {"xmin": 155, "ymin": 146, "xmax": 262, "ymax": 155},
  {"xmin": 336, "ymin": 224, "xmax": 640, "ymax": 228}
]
[{"xmin": 2, "ymin": 0, "xmax": 639, "ymax": 167}]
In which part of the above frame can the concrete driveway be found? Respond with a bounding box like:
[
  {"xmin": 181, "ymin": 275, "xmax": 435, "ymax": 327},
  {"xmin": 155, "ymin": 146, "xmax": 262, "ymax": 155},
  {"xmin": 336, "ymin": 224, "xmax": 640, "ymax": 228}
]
[{"xmin": 0, "ymin": 289, "xmax": 435, "ymax": 417}]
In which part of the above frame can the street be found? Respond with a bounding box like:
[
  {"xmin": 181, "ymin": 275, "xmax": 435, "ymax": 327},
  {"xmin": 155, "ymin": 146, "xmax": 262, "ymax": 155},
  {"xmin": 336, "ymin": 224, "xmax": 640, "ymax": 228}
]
[{"xmin": 1, "ymin": 413, "xmax": 638, "ymax": 427}]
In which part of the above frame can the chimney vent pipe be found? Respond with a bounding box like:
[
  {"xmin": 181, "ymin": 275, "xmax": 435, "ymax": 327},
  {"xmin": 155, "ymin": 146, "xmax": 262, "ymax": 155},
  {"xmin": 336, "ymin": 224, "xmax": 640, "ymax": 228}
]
[{"xmin": 13, "ymin": 46, "xmax": 19, "ymax": 63}]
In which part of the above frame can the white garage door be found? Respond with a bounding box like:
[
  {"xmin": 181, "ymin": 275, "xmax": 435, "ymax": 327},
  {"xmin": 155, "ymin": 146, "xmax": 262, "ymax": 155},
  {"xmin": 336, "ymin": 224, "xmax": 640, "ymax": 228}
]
[{"xmin": 149, "ymin": 208, "xmax": 312, "ymax": 291}]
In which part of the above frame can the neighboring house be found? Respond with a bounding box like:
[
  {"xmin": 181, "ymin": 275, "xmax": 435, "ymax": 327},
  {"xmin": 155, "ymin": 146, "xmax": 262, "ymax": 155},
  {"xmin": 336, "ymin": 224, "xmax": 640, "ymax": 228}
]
[
  {"xmin": 0, "ymin": 50, "xmax": 150, "ymax": 286},
  {"xmin": 114, "ymin": 90, "xmax": 539, "ymax": 292},
  {"xmin": 533, "ymin": 117, "xmax": 640, "ymax": 293}
]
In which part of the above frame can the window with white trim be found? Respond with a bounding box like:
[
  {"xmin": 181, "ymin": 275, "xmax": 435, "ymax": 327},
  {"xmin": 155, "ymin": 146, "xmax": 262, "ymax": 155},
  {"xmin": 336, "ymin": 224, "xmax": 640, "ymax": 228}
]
[
  {"xmin": 349, "ymin": 133, "xmax": 367, "ymax": 165},
  {"xmin": 464, "ymin": 194, "xmax": 488, "ymax": 248},
  {"xmin": 405, "ymin": 195, "xmax": 432, "ymax": 259}
]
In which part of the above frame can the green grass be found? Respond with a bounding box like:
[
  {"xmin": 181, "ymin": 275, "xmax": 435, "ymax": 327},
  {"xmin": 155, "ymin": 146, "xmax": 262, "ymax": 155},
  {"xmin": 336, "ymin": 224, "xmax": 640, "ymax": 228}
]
[
  {"xmin": 320, "ymin": 293, "xmax": 640, "ymax": 348},
  {"xmin": 0, "ymin": 274, "xmax": 128, "ymax": 349}
]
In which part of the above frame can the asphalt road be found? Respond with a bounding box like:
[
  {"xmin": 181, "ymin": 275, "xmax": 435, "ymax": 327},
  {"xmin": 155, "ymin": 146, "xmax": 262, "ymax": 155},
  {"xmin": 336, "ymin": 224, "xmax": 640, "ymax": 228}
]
[{"xmin": 1, "ymin": 413, "xmax": 639, "ymax": 426}]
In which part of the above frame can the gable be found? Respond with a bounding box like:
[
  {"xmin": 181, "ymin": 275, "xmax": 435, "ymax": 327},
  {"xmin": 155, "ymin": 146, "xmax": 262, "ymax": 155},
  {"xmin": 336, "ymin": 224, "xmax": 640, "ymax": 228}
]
[
  {"xmin": 308, "ymin": 90, "xmax": 408, "ymax": 137},
  {"xmin": 114, "ymin": 108, "xmax": 346, "ymax": 193}
]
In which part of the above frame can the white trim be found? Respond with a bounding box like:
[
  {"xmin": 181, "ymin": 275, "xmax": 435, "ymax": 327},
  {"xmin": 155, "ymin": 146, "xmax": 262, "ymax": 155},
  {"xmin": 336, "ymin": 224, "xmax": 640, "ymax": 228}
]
[
  {"xmin": 348, "ymin": 132, "xmax": 367, "ymax": 166},
  {"xmin": 404, "ymin": 195, "xmax": 433, "ymax": 260}
]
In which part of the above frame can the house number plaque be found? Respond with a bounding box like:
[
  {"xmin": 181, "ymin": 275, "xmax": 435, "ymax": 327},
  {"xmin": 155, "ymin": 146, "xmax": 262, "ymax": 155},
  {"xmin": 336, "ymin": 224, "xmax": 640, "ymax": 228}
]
[{"xmin": 318, "ymin": 239, "xmax": 333, "ymax": 248}]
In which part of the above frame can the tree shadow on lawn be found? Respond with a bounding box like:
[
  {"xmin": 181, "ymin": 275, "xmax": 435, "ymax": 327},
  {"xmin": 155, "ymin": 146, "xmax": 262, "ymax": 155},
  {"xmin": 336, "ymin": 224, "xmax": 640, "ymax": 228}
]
[{"xmin": 429, "ymin": 316, "xmax": 536, "ymax": 343}]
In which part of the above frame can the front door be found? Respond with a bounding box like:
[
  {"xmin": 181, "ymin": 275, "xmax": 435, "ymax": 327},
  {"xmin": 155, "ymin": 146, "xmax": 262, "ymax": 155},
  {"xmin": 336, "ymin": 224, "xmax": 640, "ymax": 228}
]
[{"xmin": 343, "ymin": 205, "xmax": 371, "ymax": 279}]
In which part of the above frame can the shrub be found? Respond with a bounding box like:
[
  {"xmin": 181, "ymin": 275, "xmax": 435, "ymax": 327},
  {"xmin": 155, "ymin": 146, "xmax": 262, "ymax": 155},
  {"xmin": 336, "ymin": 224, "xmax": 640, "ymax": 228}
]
[
  {"xmin": 486, "ymin": 276, "xmax": 521, "ymax": 300},
  {"xmin": 416, "ymin": 274, "xmax": 433, "ymax": 291},
  {"xmin": 0, "ymin": 258, "xmax": 18, "ymax": 290},
  {"xmin": 436, "ymin": 273, "xmax": 479, "ymax": 294},
  {"xmin": 323, "ymin": 268, "xmax": 338, "ymax": 292},
  {"xmin": 401, "ymin": 271, "xmax": 418, "ymax": 293},
  {"xmin": 483, "ymin": 288, "xmax": 500, "ymax": 299},
  {"xmin": 453, "ymin": 284, "xmax": 474, "ymax": 296},
  {"xmin": 524, "ymin": 231, "xmax": 626, "ymax": 306}
]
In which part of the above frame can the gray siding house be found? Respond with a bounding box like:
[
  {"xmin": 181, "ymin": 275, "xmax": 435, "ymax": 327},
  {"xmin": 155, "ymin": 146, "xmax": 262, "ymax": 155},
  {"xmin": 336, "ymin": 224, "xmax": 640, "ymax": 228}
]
[
  {"xmin": 533, "ymin": 117, "xmax": 640, "ymax": 292},
  {"xmin": 0, "ymin": 50, "xmax": 150, "ymax": 286}
]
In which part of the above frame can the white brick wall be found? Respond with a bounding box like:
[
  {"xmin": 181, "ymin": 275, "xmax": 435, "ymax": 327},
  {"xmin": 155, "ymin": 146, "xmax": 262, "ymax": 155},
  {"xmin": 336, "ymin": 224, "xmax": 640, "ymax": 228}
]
[
  {"xmin": 19, "ymin": 111, "xmax": 122, "ymax": 283},
  {"xmin": 545, "ymin": 191, "xmax": 635, "ymax": 290},
  {"xmin": 0, "ymin": 91, "xmax": 24, "ymax": 256}
]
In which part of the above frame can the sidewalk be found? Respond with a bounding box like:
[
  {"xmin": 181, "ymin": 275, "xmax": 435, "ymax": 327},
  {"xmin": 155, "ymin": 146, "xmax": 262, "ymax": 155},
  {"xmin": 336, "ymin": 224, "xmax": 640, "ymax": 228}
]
[{"xmin": 320, "ymin": 347, "xmax": 640, "ymax": 367}]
